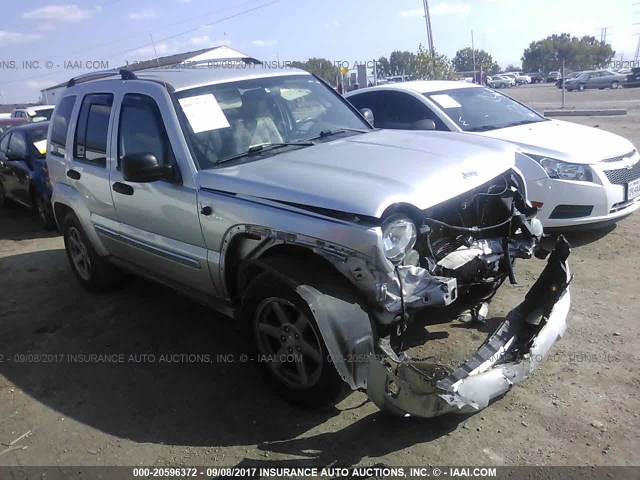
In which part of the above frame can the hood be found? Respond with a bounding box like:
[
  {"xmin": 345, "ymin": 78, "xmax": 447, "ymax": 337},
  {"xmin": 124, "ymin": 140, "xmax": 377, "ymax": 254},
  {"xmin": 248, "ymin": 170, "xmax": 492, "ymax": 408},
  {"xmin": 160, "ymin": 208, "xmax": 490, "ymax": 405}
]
[
  {"xmin": 196, "ymin": 130, "xmax": 516, "ymax": 218},
  {"xmin": 475, "ymin": 119, "xmax": 636, "ymax": 164}
]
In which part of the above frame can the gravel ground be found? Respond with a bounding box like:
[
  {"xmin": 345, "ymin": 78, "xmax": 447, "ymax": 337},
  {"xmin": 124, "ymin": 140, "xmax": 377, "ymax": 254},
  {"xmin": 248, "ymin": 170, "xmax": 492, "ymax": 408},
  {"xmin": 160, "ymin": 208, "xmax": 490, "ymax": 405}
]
[{"xmin": 0, "ymin": 84, "xmax": 639, "ymax": 470}]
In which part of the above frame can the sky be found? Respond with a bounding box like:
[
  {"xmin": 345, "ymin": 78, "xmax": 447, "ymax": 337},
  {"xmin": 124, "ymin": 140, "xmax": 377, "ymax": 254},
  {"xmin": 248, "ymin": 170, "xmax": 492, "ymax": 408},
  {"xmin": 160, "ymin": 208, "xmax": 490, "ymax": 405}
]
[{"xmin": 0, "ymin": 0, "xmax": 638, "ymax": 103}]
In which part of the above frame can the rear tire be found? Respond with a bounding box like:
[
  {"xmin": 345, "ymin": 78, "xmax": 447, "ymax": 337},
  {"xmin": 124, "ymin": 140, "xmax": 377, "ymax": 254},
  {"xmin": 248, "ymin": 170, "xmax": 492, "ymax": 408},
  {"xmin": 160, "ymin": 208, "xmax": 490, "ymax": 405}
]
[
  {"xmin": 34, "ymin": 192, "xmax": 56, "ymax": 230},
  {"xmin": 611, "ymin": 81, "xmax": 619, "ymax": 89},
  {"xmin": 62, "ymin": 212, "xmax": 118, "ymax": 291},
  {"xmin": 242, "ymin": 272, "xmax": 345, "ymax": 407}
]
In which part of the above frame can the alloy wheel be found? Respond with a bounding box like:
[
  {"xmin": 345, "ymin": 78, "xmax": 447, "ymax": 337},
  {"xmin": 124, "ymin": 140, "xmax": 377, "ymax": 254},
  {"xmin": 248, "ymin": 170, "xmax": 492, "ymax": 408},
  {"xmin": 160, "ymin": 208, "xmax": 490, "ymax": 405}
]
[
  {"xmin": 67, "ymin": 227, "xmax": 92, "ymax": 281},
  {"xmin": 254, "ymin": 297, "xmax": 324, "ymax": 390}
]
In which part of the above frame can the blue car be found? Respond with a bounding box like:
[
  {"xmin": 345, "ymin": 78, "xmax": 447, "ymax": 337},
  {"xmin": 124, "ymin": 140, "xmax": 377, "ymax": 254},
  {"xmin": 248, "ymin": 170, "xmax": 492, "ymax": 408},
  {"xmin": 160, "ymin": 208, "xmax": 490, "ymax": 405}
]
[{"xmin": 0, "ymin": 121, "xmax": 55, "ymax": 229}]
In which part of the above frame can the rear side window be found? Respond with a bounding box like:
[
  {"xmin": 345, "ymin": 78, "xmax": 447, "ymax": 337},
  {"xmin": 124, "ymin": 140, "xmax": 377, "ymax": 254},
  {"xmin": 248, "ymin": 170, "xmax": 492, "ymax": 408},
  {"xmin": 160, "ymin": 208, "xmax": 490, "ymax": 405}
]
[
  {"xmin": 74, "ymin": 93, "xmax": 113, "ymax": 167},
  {"xmin": 118, "ymin": 94, "xmax": 174, "ymax": 168},
  {"xmin": 8, "ymin": 131, "xmax": 27, "ymax": 158},
  {"xmin": 50, "ymin": 96, "xmax": 76, "ymax": 157}
]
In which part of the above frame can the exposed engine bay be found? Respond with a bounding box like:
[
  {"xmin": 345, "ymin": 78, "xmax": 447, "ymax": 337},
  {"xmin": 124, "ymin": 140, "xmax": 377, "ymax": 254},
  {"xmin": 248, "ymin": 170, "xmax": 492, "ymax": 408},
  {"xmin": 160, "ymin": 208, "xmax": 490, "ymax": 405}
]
[{"xmin": 383, "ymin": 171, "xmax": 543, "ymax": 317}]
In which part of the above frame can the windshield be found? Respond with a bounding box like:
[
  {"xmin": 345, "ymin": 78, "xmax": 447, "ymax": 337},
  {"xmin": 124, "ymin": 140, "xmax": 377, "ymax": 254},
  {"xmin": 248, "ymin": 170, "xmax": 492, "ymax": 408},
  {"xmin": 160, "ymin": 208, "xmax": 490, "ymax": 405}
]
[
  {"xmin": 28, "ymin": 107, "xmax": 54, "ymax": 120},
  {"xmin": 424, "ymin": 87, "xmax": 545, "ymax": 132},
  {"xmin": 175, "ymin": 74, "xmax": 371, "ymax": 169}
]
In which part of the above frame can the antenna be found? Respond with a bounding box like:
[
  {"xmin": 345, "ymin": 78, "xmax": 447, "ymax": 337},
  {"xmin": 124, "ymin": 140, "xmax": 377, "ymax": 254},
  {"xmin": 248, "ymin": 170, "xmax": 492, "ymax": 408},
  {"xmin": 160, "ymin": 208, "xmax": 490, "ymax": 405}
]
[{"xmin": 150, "ymin": 33, "xmax": 170, "ymax": 91}]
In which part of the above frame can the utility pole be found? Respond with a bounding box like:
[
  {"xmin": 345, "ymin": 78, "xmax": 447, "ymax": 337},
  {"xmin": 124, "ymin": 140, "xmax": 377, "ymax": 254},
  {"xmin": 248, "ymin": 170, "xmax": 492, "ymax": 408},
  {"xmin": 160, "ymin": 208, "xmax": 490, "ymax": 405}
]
[
  {"xmin": 422, "ymin": 0, "xmax": 435, "ymax": 77},
  {"xmin": 471, "ymin": 30, "xmax": 477, "ymax": 83}
]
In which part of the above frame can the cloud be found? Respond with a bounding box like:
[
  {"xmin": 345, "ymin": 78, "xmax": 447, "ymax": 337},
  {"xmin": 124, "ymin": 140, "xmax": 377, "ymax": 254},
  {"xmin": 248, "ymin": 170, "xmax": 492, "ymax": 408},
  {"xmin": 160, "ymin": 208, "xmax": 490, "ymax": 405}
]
[
  {"xmin": 399, "ymin": 2, "xmax": 471, "ymax": 18},
  {"xmin": 27, "ymin": 79, "xmax": 57, "ymax": 90},
  {"xmin": 22, "ymin": 4, "xmax": 101, "ymax": 30},
  {"xmin": 0, "ymin": 30, "xmax": 42, "ymax": 44},
  {"xmin": 125, "ymin": 43, "xmax": 172, "ymax": 59},
  {"xmin": 251, "ymin": 39, "xmax": 277, "ymax": 48},
  {"xmin": 324, "ymin": 19, "xmax": 340, "ymax": 28},
  {"xmin": 128, "ymin": 9, "xmax": 158, "ymax": 20},
  {"xmin": 487, "ymin": 0, "xmax": 514, "ymax": 4}
]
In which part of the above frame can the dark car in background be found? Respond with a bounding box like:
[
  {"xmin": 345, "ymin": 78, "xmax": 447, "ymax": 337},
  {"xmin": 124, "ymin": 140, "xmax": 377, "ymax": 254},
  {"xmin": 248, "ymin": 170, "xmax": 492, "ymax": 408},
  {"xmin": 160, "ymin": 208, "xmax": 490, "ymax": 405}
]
[
  {"xmin": 0, "ymin": 117, "xmax": 28, "ymax": 136},
  {"xmin": 526, "ymin": 72, "xmax": 544, "ymax": 83},
  {"xmin": 547, "ymin": 71, "xmax": 561, "ymax": 82},
  {"xmin": 625, "ymin": 67, "xmax": 640, "ymax": 88},
  {"xmin": 564, "ymin": 70, "xmax": 627, "ymax": 91},
  {"xmin": 556, "ymin": 71, "xmax": 583, "ymax": 88},
  {"xmin": 0, "ymin": 121, "xmax": 55, "ymax": 229}
]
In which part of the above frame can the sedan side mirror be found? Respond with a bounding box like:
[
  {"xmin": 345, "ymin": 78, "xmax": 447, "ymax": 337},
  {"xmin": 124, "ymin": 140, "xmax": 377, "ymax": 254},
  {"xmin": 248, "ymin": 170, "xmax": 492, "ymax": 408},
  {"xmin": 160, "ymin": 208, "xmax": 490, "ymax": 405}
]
[
  {"xmin": 121, "ymin": 153, "xmax": 173, "ymax": 183},
  {"xmin": 359, "ymin": 108, "xmax": 374, "ymax": 127},
  {"xmin": 413, "ymin": 119, "xmax": 437, "ymax": 131}
]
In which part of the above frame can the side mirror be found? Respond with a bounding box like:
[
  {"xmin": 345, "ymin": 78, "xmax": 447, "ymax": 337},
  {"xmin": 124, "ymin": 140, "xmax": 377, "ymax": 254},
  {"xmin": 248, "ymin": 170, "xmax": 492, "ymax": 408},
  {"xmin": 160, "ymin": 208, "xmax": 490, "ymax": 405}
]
[
  {"xmin": 359, "ymin": 108, "xmax": 374, "ymax": 127},
  {"xmin": 413, "ymin": 119, "xmax": 437, "ymax": 131},
  {"xmin": 121, "ymin": 153, "xmax": 172, "ymax": 183}
]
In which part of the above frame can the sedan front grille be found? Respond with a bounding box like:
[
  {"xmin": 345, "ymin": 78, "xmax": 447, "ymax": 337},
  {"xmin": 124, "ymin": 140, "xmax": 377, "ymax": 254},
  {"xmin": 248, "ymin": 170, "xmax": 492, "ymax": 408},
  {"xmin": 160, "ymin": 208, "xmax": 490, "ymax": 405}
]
[{"xmin": 603, "ymin": 160, "xmax": 640, "ymax": 185}]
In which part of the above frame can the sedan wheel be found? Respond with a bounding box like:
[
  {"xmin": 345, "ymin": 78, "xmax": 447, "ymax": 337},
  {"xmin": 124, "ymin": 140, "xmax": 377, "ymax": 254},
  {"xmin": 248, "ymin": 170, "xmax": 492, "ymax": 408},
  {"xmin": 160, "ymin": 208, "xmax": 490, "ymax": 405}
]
[
  {"xmin": 34, "ymin": 194, "xmax": 55, "ymax": 230},
  {"xmin": 611, "ymin": 81, "xmax": 620, "ymax": 89},
  {"xmin": 578, "ymin": 84, "xmax": 585, "ymax": 92}
]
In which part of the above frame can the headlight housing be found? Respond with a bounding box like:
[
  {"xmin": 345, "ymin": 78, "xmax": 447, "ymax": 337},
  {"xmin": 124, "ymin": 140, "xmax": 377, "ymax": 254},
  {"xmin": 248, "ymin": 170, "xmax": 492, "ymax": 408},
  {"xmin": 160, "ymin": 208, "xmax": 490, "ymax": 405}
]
[
  {"xmin": 529, "ymin": 155, "xmax": 593, "ymax": 182},
  {"xmin": 381, "ymin": 215, "xmax": 417, "ymax": 263}
]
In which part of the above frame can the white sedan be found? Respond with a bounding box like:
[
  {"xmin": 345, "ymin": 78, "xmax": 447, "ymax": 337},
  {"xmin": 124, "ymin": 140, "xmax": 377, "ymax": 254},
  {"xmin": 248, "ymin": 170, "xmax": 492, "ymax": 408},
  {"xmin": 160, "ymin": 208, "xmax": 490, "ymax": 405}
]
[{"xmin": 346, "ymin": 81, "xmax": 640, "ymax": 229}]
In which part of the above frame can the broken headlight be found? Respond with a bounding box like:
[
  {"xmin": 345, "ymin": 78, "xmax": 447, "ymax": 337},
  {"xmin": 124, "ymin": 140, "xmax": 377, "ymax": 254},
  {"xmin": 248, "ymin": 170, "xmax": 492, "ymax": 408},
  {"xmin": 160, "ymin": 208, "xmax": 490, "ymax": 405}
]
[
  {"xmin": 533, "ymin": 156, "xmax": 593, "ymax": 182},
  {"xmin": 381, "ymin": 215, "xmax": 417, "ymax": 263}
]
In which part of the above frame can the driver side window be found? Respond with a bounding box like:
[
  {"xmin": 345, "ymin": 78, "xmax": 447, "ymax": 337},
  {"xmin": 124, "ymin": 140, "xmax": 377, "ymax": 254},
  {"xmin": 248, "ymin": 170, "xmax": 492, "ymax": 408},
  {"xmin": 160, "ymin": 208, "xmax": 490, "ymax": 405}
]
[{"xmin": 118, "ymin": 94, "xmax": 175, "ymax": 169}]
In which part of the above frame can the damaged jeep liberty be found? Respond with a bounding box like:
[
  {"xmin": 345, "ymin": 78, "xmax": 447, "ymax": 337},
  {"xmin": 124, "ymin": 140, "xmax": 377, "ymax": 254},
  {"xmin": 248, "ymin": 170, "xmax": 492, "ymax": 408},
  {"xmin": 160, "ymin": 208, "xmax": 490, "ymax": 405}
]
[{"xmin": 47, "ymin": 66, "xmax": 571, "ymax": 417}]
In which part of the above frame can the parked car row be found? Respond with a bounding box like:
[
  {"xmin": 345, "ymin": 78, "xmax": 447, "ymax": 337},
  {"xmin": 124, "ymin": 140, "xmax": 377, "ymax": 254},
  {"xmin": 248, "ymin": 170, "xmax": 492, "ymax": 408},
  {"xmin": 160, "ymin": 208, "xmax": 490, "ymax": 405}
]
[
  {"xmin": 10, "ymin": 105, "xmax": 55, "ymax": 123},
  {"xmin": 3, "ymin": 66, "xmax": 577, "ymax": 420},
  {"xmin": 559, "ymin": 70, "xmax": 628, "ymax": 91}
]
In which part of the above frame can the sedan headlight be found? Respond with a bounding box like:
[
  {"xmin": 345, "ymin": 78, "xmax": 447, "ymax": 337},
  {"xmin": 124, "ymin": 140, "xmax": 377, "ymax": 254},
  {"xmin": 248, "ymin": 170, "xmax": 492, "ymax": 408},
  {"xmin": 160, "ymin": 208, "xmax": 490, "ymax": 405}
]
[
  {"xmin": 531, "ymin": 156, "xmax": 593, "ymax": 182},
  {"xmin": 381, "ymin": 215, "xmax": 417, "ymax": 263}
]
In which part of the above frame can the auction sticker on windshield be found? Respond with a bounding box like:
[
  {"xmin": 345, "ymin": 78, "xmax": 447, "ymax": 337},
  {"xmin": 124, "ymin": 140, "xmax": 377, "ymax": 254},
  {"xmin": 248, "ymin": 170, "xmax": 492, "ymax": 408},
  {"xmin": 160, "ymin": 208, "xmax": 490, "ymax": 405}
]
[
  {"xmin": 430, "ymin": 94, "xmax": 462, "ymax": 109},
  {"xmin": 178, "ymin": 94, "xmax": 230, "ymax": 133},
  {"xmin": 628, "ymin": 177, "xmax": 640, "ymax": 201}
]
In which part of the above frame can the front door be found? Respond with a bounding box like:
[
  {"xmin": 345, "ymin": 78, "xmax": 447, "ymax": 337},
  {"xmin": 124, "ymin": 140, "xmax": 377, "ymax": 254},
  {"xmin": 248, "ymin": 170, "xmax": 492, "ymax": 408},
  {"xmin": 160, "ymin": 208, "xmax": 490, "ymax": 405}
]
[{"xmin": 108, "ymin": 89, "xmax": 214, "ymax": 295}]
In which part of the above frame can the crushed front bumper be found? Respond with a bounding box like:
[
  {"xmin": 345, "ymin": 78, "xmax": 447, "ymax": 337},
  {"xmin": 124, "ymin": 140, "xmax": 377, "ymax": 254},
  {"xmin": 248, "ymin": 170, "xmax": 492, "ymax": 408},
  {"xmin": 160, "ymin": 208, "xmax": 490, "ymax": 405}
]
[{"xmin": 367, "ymin": 236, "xmax": 572, "ymax": 417}]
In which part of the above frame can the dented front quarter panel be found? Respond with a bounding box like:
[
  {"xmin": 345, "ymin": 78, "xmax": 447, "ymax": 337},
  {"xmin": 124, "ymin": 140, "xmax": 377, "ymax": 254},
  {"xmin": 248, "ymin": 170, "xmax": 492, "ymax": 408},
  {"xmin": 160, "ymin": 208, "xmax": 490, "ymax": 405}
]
[{"xmin": 367, "ymin": 236, "xmax": 572, "ymax": 417}]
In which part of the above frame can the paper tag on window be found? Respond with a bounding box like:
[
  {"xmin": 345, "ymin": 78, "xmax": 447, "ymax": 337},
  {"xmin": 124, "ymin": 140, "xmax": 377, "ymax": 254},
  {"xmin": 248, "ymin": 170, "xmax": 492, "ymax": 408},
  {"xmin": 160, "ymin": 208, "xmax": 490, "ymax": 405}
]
[
  {"xmin": 33, "ymin": 139, "xmax": 47, "ymax": 155},
  {"xmin": 430, "ymin": 94, "xmax": 462, "ymax": 109},
  {"xmin": 178, "ymin": 94, "xmax": 230, "ymax": 133}
]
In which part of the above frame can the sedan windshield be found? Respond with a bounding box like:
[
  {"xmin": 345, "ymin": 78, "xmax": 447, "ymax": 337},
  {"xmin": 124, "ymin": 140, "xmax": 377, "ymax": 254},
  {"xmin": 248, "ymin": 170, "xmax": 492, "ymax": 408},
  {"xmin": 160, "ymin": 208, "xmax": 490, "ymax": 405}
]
[
  {"xmin": 175, "ymin": 74, "xmax": 371, "ymax": 169},
  {"xmin": 425, "ymin": 87, "xmax": 545, "ymax": 132}
]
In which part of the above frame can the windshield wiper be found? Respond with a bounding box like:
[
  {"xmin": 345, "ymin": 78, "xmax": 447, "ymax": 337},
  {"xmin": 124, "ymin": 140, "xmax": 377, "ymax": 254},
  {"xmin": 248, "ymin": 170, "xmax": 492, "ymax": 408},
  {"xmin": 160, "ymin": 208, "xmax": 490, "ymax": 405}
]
[
  {"xmin": 504, "ymin": 119, "xmax": 544, "ymax": 128},
  {"xmin": 307, "ymin": 128, "xmax": 369, "ymax": 141},
  {"xmin": 466, "ymin": 119, "xmax": 543, "ymax": 132},
  {"xmin": 217, "ymin": 141, "xmax": 314, "ymax": 165}
]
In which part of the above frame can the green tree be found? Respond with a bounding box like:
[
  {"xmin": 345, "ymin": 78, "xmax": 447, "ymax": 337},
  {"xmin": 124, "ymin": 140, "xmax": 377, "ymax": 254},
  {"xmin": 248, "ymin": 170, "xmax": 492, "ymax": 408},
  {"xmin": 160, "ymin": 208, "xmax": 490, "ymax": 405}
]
[
  {"xmin": 414, "ymin": 44, "xmax": 459, "ymax": 80},
  {"xmin": 521, "ymin": 34, "xmax": 615, "ymax": 72},
  {"xmin": 290, "ymin": 57, "xmax": 339, "ymax": 84},
  {"xmin": 376, "ymin": 56, "xmax": 391, "ymax": 78},
  {"xmin": 452, "ymin": 47, "xmax": 500, "ymax": 73},
  {"xmin": 503, "ymin": 64, "xmax": 521, "ymax": 72},
  {"xmin": 388, "ymin": 50, "xmax": 417, "ymax": 77}
]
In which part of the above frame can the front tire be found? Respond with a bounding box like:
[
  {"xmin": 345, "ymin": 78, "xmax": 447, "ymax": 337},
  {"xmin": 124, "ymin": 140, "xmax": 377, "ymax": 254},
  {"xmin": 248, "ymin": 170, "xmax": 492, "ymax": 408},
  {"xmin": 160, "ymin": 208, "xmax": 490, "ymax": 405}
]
[
  {"xmin": 62, "ymin": 213, "xmax": 117, "ymax": 291},
  {"xmin": 577, "ymin": 84, "xmax": 585, "ymax": 91},
  {"xmin": 242, "ymin": 273, "xmax": 345, "ymax": 407},
  {"xmin": 611, "ymin": 81, "xmax": 620, "ymax": 89}
]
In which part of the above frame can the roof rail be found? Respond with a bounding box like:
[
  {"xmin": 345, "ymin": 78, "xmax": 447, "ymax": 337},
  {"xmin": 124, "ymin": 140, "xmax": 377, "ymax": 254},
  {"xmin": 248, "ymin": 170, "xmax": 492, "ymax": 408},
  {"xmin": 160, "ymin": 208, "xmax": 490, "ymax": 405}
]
[{"xmin": 66, "ymin": 68, "xmax": 138, "ymax": 87}]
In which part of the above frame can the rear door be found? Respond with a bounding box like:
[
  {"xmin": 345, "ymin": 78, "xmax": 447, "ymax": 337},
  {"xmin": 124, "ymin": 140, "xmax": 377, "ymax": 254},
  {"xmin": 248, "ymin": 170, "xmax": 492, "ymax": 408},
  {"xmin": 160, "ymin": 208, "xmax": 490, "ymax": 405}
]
[
  {"xmin": 108, "ymin": 87, "xmax": 214, "ymax": 295},
  {"xmin": 66, "ymin": 92, "xmax": 120, "ymax": 241}
]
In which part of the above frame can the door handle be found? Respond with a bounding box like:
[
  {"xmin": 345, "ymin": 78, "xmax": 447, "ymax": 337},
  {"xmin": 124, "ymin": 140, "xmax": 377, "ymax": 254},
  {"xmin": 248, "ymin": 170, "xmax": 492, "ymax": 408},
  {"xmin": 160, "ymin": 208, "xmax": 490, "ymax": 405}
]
[
  {"xmin": 66, "ymin": 169, "xmax": 81, "ymax": 180},
  {"xmin": 113, "ymin": 182, "xmax": 134, "ymax": 196}
]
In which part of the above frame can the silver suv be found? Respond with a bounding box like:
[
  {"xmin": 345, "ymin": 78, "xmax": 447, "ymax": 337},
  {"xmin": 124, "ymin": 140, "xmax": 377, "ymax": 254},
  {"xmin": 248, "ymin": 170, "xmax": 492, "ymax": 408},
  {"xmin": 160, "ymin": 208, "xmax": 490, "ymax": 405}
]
[{"xmin": 47, "ymin": 67, "xmax": 571, "ymax": 418}]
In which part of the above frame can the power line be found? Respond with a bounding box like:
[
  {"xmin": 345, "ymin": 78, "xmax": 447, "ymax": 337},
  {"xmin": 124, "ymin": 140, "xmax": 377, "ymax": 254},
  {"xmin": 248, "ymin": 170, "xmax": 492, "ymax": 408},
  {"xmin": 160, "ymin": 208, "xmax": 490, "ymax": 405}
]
[{"xmin": 0, "ymin": 0, "xmax": 279, "ymax": 87}]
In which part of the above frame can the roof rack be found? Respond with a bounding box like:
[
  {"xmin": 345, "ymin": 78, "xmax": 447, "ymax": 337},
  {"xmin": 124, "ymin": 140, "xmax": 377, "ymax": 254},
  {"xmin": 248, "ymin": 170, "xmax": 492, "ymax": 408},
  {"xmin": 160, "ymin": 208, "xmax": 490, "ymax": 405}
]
[{"xmin": 66, "ymin": 69, "xmax": 138, "ymax": 87}]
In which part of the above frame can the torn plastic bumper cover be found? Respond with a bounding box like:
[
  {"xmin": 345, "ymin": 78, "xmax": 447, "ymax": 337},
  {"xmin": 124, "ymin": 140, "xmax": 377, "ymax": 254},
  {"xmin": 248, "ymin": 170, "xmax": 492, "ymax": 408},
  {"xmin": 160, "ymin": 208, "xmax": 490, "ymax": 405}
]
[{"xmin": 367, "ymin": 236, "xmax": 572, "ymax": 417}]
